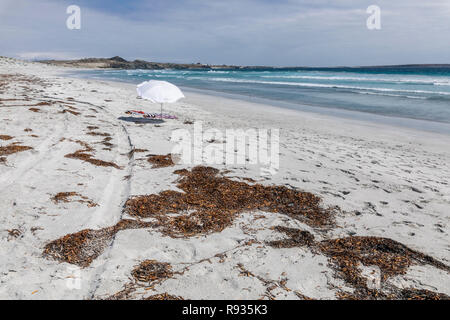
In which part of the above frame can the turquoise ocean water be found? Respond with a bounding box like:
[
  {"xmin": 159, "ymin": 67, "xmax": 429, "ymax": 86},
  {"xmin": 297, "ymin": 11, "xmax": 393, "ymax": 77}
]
[{"xmin": 73, "ymin": 66, "xmax": 450, "ymax": 133}]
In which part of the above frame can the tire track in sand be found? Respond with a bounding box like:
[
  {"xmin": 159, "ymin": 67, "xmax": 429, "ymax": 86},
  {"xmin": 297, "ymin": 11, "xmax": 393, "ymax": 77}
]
[
  {"xmin": 64, "ymin": 99, "xmax": 137, "ymax": 299},
  {"xmin": 0, "ymin": 111, "xmax": 68, "ymax": 192}
]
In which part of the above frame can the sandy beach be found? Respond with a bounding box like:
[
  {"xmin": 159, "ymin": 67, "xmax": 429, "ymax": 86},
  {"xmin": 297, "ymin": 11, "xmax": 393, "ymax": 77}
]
[{"xmin": 0, "ymin": 57, "xmax": 449, "ymax": 300}]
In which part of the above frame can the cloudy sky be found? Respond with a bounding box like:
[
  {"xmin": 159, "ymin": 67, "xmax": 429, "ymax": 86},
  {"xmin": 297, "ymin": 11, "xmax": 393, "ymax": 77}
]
[{"xmin": 0, "ymin": 0, "xmax": 449, "ymax": 66}]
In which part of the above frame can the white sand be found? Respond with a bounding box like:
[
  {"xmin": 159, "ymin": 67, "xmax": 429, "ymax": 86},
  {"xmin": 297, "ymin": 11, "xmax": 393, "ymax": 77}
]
[{"xmin": 0, "ymin": 57, "xmax": 449, "ymax": 299}]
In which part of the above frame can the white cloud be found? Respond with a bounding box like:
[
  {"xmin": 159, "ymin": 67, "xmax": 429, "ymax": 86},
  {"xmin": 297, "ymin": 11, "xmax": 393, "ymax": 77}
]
[{"xmin": 0, "ymin": 0, "xmax": 449, "ymax": 66}]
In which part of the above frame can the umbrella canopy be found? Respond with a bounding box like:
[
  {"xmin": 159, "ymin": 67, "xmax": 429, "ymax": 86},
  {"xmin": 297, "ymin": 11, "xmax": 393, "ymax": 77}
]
[{"xmin": 136, "ymin": 80, "xmax": 185, "ymax": 103}]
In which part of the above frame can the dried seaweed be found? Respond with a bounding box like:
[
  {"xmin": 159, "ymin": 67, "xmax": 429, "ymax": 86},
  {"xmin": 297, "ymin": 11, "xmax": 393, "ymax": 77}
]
[
  {"xmin": 144, "ymin": 293, "xmax": 184, "ymax": 300},
  {"xmin": 125, "ymin": 166, "xmax": 333, "ymax": 237},
  {"xmin": 396, "ymin": 288, "xmax": 449, "ymax": 300},
  {"xmin": 0, "ymin": 143, "xmax": 33, "ymax": 157},
  {"xmin": 319, "ymin": 236, "xmax": 450, "ymax": 289},
  {"xmin": 87, "ymin": 131, "xmax": 111, "ymax": 137},
  {"xmin": 235, "ymin": 262, "xmax": 310, "ymax": 300},
  {"xmin": 7, "ymin": 229, "xmax": 22, "ymax": 239},
  {"xmin": 65, "ymin": 141, "xmax": 121, "ymax": 169},
  {"xmin": 0, "ymin": 74, "xmax": 50, "ymax": 93},
  {"xmin": 147, "ymin": 154, "xmax": 174, "ymax": 168},
  {"xmin": 266, "ymin": 226, "xmax": 315, "ymax": 248},
  {"xmin": 51, "ymin": 192, "xmax": 79, "ymax": 203},
  {"xmin": 267, "ymin": 226, "xmax": 450, "ymax": 300},
  {"xmin": 100, "ymin": 137, "xmax": 114, "ymax": 148},
  {"xmin": 51, "ymin": 192, "xmax": 98, "ymax": 207},
  {"xmin": 337, "ymin": 288, "xmax": 450, "ymax": 300},
  {"xmin": 0, "ymin": 135, "xmax": 13, "ymax": 140},
  {"xmin": 43, "ymin": 219, "xmax": 156, "ymax": 267},
  {"xmin": 60, "ymin": 109, "xmax": 80, "ymax": 116},
  {"xmin": 131, "ymin": 260, "xmax": 173, "ymax": 282},
  {"xmin": 36, "ymin": 101, "xmax": 51, "ymax": 106}
]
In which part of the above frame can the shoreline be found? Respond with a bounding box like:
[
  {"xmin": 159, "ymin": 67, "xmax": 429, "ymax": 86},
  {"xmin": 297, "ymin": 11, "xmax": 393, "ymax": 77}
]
[
  {"xmin": 66, "ymin": 69, "xmax": 450, "ymax": 136},
  {"xmin": 1, "ymin": 58, "xmax": 449, "ymax": 299},
  {"xmin": 37, "ymin": 56, "xmax": 450, "ymax": 71},
  {"xmin": 183, "ymin": 87, "xmax": 450, "ymax": 138},
  {"xmin": 76, "ymin": 74, "xmax": 450, "ymax": 152}
]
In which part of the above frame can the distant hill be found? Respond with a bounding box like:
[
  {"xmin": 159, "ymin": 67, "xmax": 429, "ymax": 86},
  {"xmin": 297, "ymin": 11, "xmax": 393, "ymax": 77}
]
[
  {"xmin": 38, "ymin": 56, "xmax": 233, "ymax": 70},
  {"xmin": 38, "ymin": 56, "xmax": 450, "ymax": 71}
]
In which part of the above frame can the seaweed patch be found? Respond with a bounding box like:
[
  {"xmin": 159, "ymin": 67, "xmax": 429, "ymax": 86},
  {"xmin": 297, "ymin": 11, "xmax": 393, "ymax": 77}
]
[{"xmin": 125, "ymin": 166, "xmax": 333, "ymax": 237}]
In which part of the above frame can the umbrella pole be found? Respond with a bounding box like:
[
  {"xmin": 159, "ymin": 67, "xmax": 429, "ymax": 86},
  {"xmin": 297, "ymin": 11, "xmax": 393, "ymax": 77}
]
[{"xmin": 160, "ymin": 103, "xmax": 163, "ymax": 118}]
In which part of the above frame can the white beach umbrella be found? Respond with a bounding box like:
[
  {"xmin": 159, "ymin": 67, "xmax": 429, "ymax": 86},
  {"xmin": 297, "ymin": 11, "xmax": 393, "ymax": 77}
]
[{"xmin": 136, "ymin": 80, "xmax": 185, "ymax": 117}]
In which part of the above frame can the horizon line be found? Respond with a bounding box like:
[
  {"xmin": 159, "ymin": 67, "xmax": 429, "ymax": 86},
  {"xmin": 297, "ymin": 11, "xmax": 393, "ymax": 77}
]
[{"xmin": 29, "ymin": 56, "xmax": 450, "ymax": 70}]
